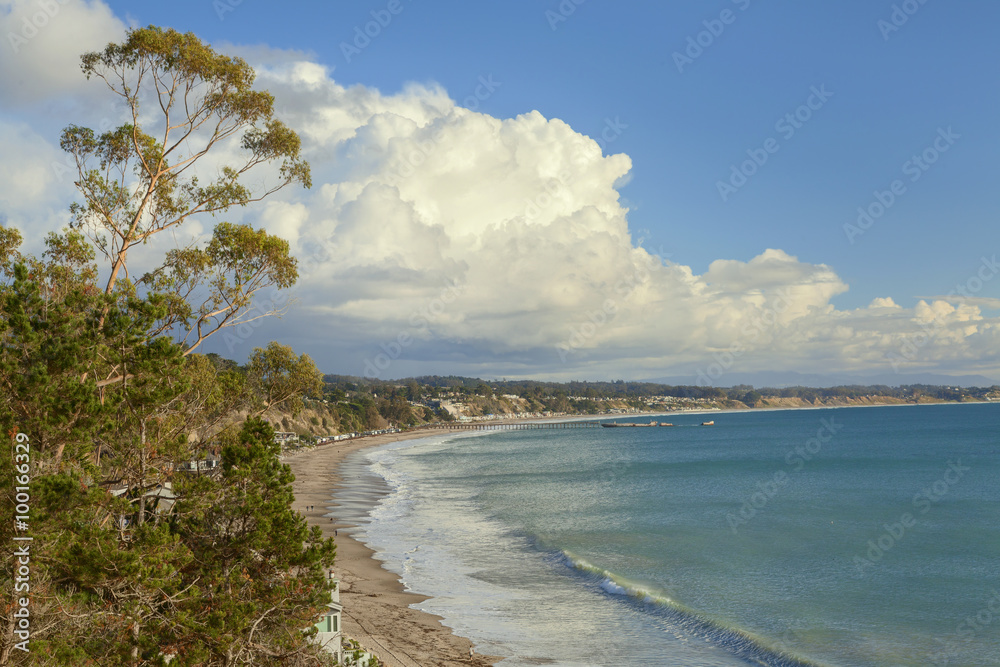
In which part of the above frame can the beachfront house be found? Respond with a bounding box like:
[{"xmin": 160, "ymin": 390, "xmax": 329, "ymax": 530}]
[
  {"xmin": 311, "ymin": 576, "xmax": 380, "ymax": 666},
  {"xmin": 313, "ymin": 575, "xmax": 344, "ymax": 664}
]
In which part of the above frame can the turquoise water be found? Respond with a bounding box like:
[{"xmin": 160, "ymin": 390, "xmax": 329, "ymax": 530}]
[{"xmin": 342, "ymin": 404, "xmax": 1000, "ymax": 666}]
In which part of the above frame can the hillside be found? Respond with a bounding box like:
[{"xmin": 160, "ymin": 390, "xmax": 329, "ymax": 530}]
[{"xmin": 256, "ymin": 376, "xmax": 999, "ymax": 446}]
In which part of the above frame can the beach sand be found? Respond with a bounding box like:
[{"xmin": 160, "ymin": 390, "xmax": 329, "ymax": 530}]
[{"xmin": 285, "ymin": 428, "xmax": 501, "ymax": 667}]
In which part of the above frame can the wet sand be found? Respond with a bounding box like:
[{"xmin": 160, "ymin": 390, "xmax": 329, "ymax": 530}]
[{"xmin": 285, "ymin": 428, "xmax": 500, "ymax": 667}]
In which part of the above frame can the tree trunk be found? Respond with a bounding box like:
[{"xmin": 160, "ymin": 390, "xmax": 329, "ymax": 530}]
[
  {"xmin": 131, "ymin": 619, "xmax": 140, "ymax": 665},
  {"xmin": 137, "ymin": 421, "xmax": 147, "ymax": 528}
]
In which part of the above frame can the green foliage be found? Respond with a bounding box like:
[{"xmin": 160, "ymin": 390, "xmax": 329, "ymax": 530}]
[
  {"xmin": 0, "ymin": 261, "xmax": 107, "ymax": 461},
  {"xmin": 3, "ymin": 418, "xmax": 337, "ymax": 665},
  {"xmin": 163, "ymin": 418, "xmax": 336, "ymax": 664},
  {"xmin": 377, "ymin": 396, "xmax": 417, "ymax": 426},
  {"xmin": 246, "ymin": 342, "xmax": 323, "ymax": 417},
  {"xmin": 142, "ymin": 222, "xmax": 299, "ymax": 354},
  {"xmin": 0, "ymin": 225, "xmax": 22, "ymax": 272},
  {"xmin": 0, "ymin": 26, "xmax": 334, "ymax": 666}
]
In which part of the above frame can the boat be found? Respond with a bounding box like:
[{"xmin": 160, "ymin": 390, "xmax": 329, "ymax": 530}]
[
  {"xmin": 701, "ymin": 420, "xmax": 714, "ymax": 426},
  {"xmin": 659, "ymin": 423, "xmax": 674, "ymax": 427}
]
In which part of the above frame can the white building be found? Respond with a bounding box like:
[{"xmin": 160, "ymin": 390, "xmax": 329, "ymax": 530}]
[{"xmin": 313, "ymin": 576, "xmax": 343, "ymax": 664}]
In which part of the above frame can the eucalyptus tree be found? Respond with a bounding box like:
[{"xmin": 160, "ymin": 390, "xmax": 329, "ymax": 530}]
[
  {"xmin": 60, "ymin": 24, "xmax": 309, "ymax": 364},
  {"xmin": 246, "ymin": 342, "xmax": 324, "ymax": 418}
]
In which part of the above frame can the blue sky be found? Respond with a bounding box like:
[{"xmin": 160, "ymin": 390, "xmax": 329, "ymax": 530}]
[
  {"xmin": 2, "ymin": 0, "xmax": 999, "ymax": 382},
  {"xmin": 98, "ymin": 0, "xmax": 1000, "ymax": 306}
]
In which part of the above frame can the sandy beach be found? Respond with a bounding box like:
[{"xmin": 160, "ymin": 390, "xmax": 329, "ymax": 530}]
[
  {"xmin": 284, "ymin": 405, "xmax": 911, "ymax": 665},
  {"xmin": 285, "ymin": 427, "xmax": 500, "ymax": 667}
]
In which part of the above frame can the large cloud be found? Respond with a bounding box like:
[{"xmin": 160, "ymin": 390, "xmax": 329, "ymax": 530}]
[
  {"xmin": 2, "ymin": 23, "xmax": 998, "ymax": 381},
  {"xmin": 210, "ymin": 58, "xmax": 1000, "ymax": 381}
]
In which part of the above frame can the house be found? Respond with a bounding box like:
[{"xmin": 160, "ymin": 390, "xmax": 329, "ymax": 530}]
[
  {"xmin": 143, "ymin": 482, "xmax": 178, "ymax": 514},
  {"xmin": 313, "ymin": 575, "xmax": 344, "ymax": 664},
  {"xmin": 177, "ymin": 457, "xmax": 221, "ymax": 475},
  {"xmin": 273, "ymin": 431, "xmax": 299, "ymax": 445},
  {"xmin": 102, "ymin": 480, "xmax": 179, "ymax": 531},
  {"xmin": 310, "ymin": 574, "xmax": 380, "ymax": 664}
]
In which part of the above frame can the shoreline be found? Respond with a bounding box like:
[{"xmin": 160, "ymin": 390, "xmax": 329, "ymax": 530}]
[
  {"xmin": 284, "ymin": 401, "xmax": 998, "ymax": 664},
  {"xmin": 285, "ymin": 428, "xmax": 501, "ymax": 667}
]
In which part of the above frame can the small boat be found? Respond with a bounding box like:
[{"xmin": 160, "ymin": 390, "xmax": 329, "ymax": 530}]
[
  {"xmin": 701, "ymin": 420, "xmax": 715, "ymax": 426},
  {"xmin": 659, "ymin": 423, "xmax": 674, "ymax": 427}
]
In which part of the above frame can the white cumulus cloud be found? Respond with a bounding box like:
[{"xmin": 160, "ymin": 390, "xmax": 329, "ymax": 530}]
[
  {"xmin": 2, "ymin": 23, "xmax": 998, "ymax": 382},
  {"xmin": 211, "ymin": 56, "xmax": 1000, "ymax": 381}
]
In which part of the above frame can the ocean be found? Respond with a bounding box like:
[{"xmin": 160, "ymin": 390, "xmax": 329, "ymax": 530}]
[{"xmin": 334, "ymin": 403, "xmax": 1000, "ymax": 666}]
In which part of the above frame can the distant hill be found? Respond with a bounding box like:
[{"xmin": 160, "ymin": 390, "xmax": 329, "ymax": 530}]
[{"xmin": 644, "ymin": 370, "xmax": 999, "ymax": 389}]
